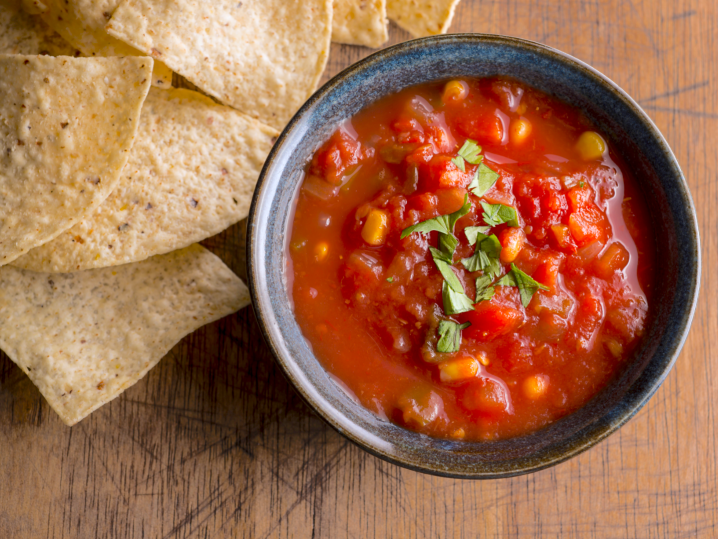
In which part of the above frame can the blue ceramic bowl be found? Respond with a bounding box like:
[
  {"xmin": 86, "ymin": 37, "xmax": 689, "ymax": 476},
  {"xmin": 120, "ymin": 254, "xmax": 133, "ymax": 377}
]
[{"xmin": 247, "ymin": 34, "xmax": 700, "ymax": 478}]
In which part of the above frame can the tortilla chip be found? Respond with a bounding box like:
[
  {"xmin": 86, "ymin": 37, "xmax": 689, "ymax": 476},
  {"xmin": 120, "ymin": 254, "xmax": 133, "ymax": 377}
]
[
  {"xmin": 0, "ymin": 0, "xmax": 78, "ymax": 55},
  {"xmin": 0, "ymin": 244, "xmax": 249, "ymax": 425},
  {"xmin": 332, "ymin": 0, "xmax": 388, "ymax": 48},
  {"xmin": 0, "ymin": 55, "xmax": 152, "ymax": 265},
  {"xmin": 14, "ymin": 88, "xmax": 279, "ymax": 273},
  {"xmin": 105, "ymin": 0, "xmax": 333, "ymax": 130},
  {"xmin": 30, "ymin": 0, "xmax": 173, "ymax": 87},
  {"xmin": 386, "ymin": 0, "xmax": 460, "ymax": 37}
]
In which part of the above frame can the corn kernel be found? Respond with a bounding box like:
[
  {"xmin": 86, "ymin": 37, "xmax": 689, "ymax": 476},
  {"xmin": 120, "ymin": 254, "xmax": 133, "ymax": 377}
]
[
  {"xmin": 314, "ymin": 241, "xmax": 329, "ymax": 261},
  {"xmin": 439, "ymin": 357, "xmax": 479, "ymax": 383},
  {"xmin": 442, "ymin": 80, "xmax": 469, "ymax": 104},
  {"xmin": 451, "ymin": 428, "xmax": 466, "ymax": 439},
  {"xmin": 523, "ymin": 374, "xmax": 549, "ymax": 399},
  {"xmin": 603, "ymin": 337, "xmax": 623, "ymax": 358},
  {"xmin": 576, "ymin": 131, "xmax": 606, "ymax": 161},
  {"xmin": 361, "ymin": 209, "xmax": 389, "ymax": 246},
  {"xmin": 510, "ymin": 117, "xmax": 532, "ymax": 145},
  {"xmin": 477, "ymin": 351, "xmax": 490, "ymax": 366}
]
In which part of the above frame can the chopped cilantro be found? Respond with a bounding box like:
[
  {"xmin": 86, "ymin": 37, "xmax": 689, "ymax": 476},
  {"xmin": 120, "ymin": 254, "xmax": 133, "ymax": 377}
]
[
  {"xmin": 442, "ymin": 281, "xmax": 475, "ymax": 315},
  {"xmin": 437, "ymin": 320, "xmax": 471, "ymax": 353},
  {"xmin": 451, "ymin": 139, "xmax": 483, "ymax": 172},
  {"xmin": 461, "ymin": 233, "xmax": 502, "ymax": 279},
  {"xmin": 463, "ymin": 225, "xmax": 491, "ymax": 246},
  {"xmin": 495, "ymin": 263, "xmax": 550, "ymax": 307},
  {"xmin": 474, "ymin": 275, "xmax": 495, "ymax": 303},
  {"xmin": 432, "ymin": 254, "xmax": 474, "ymax": 314},
  {"xmin": 579, "ymin": 181, "xmax": 585, "ymax": 188},
  {"xmin": 386, "ymin": 277, "xmax": 394, "ymax": 283},
  {"xmin": 400, "ymin": 195, "xmax": 471, "ymax": 239},
  {"xmin": 480, "ymin": 201, "xmax": 519, "ymax": 227},
  {"xmin": 432, "ymin": 256, "xmax": 464, "ymax": 293},
  {"xmin": 438, "ymin": 232, "xmax": 459, "ymax": 258},
  {"xmin": 468, "ymin": 163, "xmax": 500, "ymax": 197}
]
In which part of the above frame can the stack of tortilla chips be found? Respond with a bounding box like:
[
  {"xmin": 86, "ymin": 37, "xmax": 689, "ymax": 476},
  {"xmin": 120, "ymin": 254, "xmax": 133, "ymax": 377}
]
[{"xmin": 0, "ymin": 0, "xmax": 460, "ymax": 426}]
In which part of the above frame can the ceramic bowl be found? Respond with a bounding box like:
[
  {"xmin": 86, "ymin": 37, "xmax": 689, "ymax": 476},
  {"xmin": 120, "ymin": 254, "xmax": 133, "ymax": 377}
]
[{"xmin": 246, "ymin": 34, "xmax": 700, "ymax": 478}]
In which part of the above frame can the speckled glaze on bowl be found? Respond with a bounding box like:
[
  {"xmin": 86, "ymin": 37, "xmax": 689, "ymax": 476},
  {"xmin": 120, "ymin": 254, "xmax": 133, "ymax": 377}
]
[{"xmin": 247, "ymin": 34, "xmax": 700, "ymax": 479}]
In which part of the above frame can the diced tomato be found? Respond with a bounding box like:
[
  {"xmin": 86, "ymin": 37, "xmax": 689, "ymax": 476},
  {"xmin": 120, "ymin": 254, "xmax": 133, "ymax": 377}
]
[
  {"xmin": 460, "ymin": 378, "xmax": 512, "ymax": 415},
  {"xmin": 568, "ymin": 206, "xmax": 606, "ymax": 245},
  {"xmin": 462, "ymin": 300, "xmax": 524, "ymax": 342},
  {"xmin": 532, "ymin": 256, "xmax": 562, "ymax": 291},
  {"xmin": 594, "ymin": 242, "xmax": 630, "ymax": 279},
  {"xmin": 408, "ymin": 192, "xmax": 438, "ymax": 214},
  {"xmin": 314, "ymin": 130, "xmax": 366, "ymax": 185},
  {"xmin": 455, "ymin": 106, "xmax": 504, "ymax": 145},
  {"xmin": 435, "ymin": 187, "xmax": 467, "ymax": 215},
  {"xmin": 498, "ymin": 227, "xmax": 526, "ymax": 264},
  {"xmin": 421, "ymin": 154, "xmax": 472, "ymax": 190},
  {"xmin": 405, "ymin": 144, "xmax": 435, "ymax": 165}
]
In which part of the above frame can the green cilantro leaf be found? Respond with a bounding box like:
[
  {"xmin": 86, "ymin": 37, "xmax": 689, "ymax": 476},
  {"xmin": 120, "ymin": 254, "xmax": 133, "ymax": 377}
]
[
  {"xmin": 480, "ymin": 201, "xmax": 519, "ymax": 227},
  {"xmin": 579, "ymin": 181, "xmax": 585, "ymax": 188},
  {"xmin": 400, "ymin": 195, "xmax": 471, "ymax": 239},
  {"xmin": 437, "ymin": 320, "xmax": 471, "ymax": 353},
  {"xmin": 432, "ymin": 256, "xmax": 464, "ymax": 293},
  {"xmin": 438, "ymin": 233, "xmax": 459, "ymax": 258},
  {"xmin": 442, "ymin": 281, "xmax": 475, "ymax": 315},
  {"xmin": 386, "ymin": 277, "xmax": 394, "ymax": 283},
  {"xmin": 495, "ymin": 263, "xmax": 550, "ymax": 307},
  {"xmin": 474, "ymin": 275, "xmax": 495, "ymax": 303},
  {"xmin": 464, "ymin": 226, "xmax": 491, "ymax": 246},
  {"xmin": 451, "ymin": 139, "xmax": 483, "ymax": 172},
  {"xmin": 468, "ymin": 163, "xmax": 500, "ymax": 197},
  {"xmin": 429, "ymin": 246, "xmax": 453, "ymax": 265},
  {"xmin": 461, "ymin": 234, "xmax": 502, "ymax": 279}
]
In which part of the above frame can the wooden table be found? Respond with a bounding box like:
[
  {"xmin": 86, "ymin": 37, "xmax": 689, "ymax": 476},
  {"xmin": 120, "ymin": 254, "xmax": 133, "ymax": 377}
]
[{"xmin": 1, "ymin": 0, "xmax": 716, "ymax": 536}]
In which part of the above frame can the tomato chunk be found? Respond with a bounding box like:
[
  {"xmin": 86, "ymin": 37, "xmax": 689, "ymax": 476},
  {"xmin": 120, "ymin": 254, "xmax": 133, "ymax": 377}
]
[{"xmin": 462, "ymin": 300, "xmax": 523, "ymax": 342}]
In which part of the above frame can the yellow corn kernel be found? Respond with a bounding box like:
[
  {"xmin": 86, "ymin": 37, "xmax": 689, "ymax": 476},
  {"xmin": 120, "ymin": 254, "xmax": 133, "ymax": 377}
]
[
  {"xmin": 510, "ymin": 117, "xmax": 532, "ymax": 145},
  {"xmin": 576, "ymin": 131, "xmax": 606, "ymax": 161},
  {"xmin": 439, "ymin": 357, "xmax": 479, "ymax": 383},
  {"xmin": 442, "ymin": 80, "xmax": 469, "ymax": 104},
  {"xmin": 451, "ymin": 428, "xmax": 466, "ymax": 439},
  {"xmin": 603, "ymin": 337, "xmax": 623, "ymax": 358},
  {"xmin": 361, "ymin": 209, "xmax": 389, "ymax": 246},
  {"xmin": 314, "ymin": 241, "xmax": 329, "ymax": 261},
  {"xmin": 477, "ymin": 351, "xmax": 490, "ymax": 366},
  {"xmin": 523, "ymin": 374, "xmax": 549, "ymax": 399}
]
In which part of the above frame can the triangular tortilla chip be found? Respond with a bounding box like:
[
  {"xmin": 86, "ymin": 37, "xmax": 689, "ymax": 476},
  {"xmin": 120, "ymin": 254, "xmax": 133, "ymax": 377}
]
[
  {"xmin": 105, "ymin": 0, "xmax": 333, "ymax": 130},
  {"xmin": 14, "ymin": 88, "xmax": 279, "ymax": 272},
  {"xmin": 0, "ymin": 244, "xmax": 250, "ymax": 426},
  {"xmin": 0, "ymin": 55, "xmax": 152, "ymax": 265},
  {"xmin": 333, "ymin": 0, "xmax": 388, "ymax": 48},
  {"xmin": 386, "ymin": 0, "xmax": 460, "ymax": 37},
  {"xmin": 0, "ymin": 0, "xmax": 78, "ymax": 55},
  {"xmin": 28, "ymin": 0, "xmax": 173, "ymax": 87}
]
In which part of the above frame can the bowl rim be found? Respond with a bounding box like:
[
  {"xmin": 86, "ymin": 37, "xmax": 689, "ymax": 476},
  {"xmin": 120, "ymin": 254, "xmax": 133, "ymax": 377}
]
[{"xmin": 246, "ymin": 33, "xmax": 701, "ymax": 479}]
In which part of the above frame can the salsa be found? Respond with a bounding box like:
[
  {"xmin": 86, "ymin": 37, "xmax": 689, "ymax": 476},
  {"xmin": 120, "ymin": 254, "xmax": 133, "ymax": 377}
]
[{"xmin": 288, "ymin": 77, "xmax": 655, "ymax": 441}]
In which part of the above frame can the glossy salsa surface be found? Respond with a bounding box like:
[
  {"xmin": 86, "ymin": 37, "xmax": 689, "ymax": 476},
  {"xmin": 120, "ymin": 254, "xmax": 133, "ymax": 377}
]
[{"xmin": 288, "ymin": 77, "xmax": 655, "ymax": 441}]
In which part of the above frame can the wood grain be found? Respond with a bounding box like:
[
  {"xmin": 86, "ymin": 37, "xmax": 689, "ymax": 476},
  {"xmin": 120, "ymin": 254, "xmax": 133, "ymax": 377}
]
[{"xmin": 1, "ymin": 0, "xmax": 716, "ymax": 537}]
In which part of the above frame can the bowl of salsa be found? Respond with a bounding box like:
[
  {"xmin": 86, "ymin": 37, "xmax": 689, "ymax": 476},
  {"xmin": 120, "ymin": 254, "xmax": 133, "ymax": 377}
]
[{"xmin": 247, "ymin": 35, "xmax": 700, "ymax": 478}]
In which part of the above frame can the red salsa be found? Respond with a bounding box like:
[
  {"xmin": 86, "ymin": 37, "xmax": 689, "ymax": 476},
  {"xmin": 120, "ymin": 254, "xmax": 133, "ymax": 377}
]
[{"xmin": 288, "ymin": 77, "xmax": 655, "ymax": 440}]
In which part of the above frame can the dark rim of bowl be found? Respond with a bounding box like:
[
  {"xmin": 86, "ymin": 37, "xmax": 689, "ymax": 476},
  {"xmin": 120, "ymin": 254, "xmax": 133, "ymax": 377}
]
[{"xmin": 246, "ymin": 33, "xmax": 701, "ymax": 479}]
